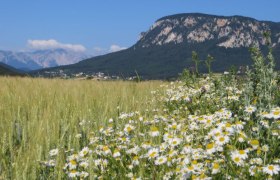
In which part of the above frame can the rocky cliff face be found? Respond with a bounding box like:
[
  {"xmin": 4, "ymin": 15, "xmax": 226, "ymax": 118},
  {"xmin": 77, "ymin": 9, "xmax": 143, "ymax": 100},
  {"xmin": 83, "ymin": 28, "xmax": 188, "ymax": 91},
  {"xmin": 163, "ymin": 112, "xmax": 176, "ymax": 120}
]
[{"xmin": 137, "ymin": 13, "xmax": 280, "ymax": 48}]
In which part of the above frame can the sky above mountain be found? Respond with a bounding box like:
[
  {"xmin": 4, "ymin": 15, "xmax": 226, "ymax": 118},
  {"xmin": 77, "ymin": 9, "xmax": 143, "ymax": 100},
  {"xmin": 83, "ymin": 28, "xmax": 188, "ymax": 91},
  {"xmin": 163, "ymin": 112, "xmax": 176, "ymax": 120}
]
[{"xmin": 0, "ymin": 0, "xmax": 279, "ymax": 55}]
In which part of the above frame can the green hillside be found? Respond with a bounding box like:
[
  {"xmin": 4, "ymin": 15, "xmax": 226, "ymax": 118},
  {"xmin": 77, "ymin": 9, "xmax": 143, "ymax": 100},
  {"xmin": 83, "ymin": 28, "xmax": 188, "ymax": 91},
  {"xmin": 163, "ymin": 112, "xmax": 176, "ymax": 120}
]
[{"xmin": 0, "ymin": 62, "xmax": 23, "ymax": 76}]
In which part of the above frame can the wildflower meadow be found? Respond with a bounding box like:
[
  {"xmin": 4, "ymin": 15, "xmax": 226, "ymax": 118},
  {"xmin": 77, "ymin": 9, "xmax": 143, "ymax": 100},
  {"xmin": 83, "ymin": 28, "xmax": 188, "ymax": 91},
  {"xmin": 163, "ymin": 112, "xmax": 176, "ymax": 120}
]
[{"xmin": 1, "ymin": 45, "xmax": 280, "ymax": 179}]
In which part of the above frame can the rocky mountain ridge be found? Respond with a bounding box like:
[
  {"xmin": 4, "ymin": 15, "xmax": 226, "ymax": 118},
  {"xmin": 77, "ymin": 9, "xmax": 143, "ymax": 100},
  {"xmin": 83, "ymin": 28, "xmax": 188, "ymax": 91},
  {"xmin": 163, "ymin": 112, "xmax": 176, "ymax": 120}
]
[{"xmin": 137, "ymin": 13, "xmax": 280, "ymax": 48}]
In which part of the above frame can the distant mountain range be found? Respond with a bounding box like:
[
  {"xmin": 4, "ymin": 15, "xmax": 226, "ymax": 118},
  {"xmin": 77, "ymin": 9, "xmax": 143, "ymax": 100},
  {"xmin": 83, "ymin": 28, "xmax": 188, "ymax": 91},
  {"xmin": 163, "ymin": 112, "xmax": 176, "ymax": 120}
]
[
  {"xmin": 30, "ymin": 13, "xmax": 280, "ymax": 79},
  {"xmin": 0, "ymin": 49, "xmax": 89, "ymax": 71}
]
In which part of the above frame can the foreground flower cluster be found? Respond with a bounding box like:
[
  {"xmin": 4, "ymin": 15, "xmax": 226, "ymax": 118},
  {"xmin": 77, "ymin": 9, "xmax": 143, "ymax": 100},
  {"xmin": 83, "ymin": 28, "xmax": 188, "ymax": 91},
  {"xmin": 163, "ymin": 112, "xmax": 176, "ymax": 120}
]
[{"xmin": 42, "ymin": 74, "xmax": 280, "ymax": 179}]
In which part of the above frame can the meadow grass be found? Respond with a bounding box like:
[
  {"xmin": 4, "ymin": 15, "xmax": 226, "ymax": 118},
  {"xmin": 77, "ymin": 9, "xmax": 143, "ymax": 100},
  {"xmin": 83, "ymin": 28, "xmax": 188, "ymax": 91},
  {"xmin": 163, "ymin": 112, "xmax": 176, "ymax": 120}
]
[
  {"xmin": 1, "ymin": 46, "xmax": 280, "ymax": 180},
  {"xmin": 0, "ymin": 77, "xmax": 163, "ymax": 179}
]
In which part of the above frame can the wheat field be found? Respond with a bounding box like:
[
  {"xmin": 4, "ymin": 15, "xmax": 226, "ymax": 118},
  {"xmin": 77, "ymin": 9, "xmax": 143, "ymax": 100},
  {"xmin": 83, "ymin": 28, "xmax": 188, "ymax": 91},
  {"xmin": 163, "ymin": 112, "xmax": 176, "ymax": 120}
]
[{"xmin": 0, "ymin": 77, "xmax": 163, "ymax": 179}]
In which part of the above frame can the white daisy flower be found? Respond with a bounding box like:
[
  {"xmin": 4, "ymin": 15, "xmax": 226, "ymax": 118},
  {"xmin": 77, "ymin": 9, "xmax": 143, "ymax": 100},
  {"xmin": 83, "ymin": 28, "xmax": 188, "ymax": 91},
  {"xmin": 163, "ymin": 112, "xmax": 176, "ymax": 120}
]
[
  {"xmin": 249, "ymin": 140, "xmax": 259, "ymax": 149},
  {"xmin": 80, "ymin": 161, "xmax": 89, "ymax": 169},
  {"xmin": 231, "ymin": 153, "xmax": 244, "ymax": 166},
  {"xmin": 263, "ymin": 164, "xmax": 280, "ymax": 176},
  {"xmin": 124, "ymin": 124, "xmax": 135, "ymax": 133},
  {"xmin": 169, "ymin": 137, "xmax": 182, "ymax": 147},
  {"xmin": 245, "ymin": 105, "xmax": 256, "ymax": 114},
  {"xmin": 231, "ymin": 149, "xmax": 248, "ymax": 160},
  {"xmin": 49, "ymin": 148, "xmax": 59, "ymax": 157},
  {"xmin": 249, "ymin": 166, "xmax": 258, "ymax": 176},
  {"xmin": 79, "ymin": 147, "xmax": 90, "ymax": 157},
  {"xmin": 212, "ymin": 163, "xmax": 220, "ymax": 174},
  {"xmin": 68, "ymin": 160, "xmax": 78, "ymax": 170},
  {"xmin": 215, "ymin": 135, "xmax": 230, "ymax": 146},
  {"xmin": 147, "ymin": 148, "xmax": 159, "ymax": 159},
  {"xmin": 68, "ymin": 170, "xmax": 79, "ymax": 178},
  {"xmin": 113, "ymin": 149, "xmax": 121, "ymax": 158},
  {"xmin": 80, "ymin": 171, "xmax": 89, "ymax": 178},
  {"xmin": 102, "ymin": 146, "xmax": 112, "ymax": 155},
  {"xmin": 206, "ymin": 143, "xmax": 216, "ymax": 154},
  {"xmin": 272, "ymin": 109, "xmax": 280, "ymax": 119},
  {"xmin": 155, "ymin": 156, "xmax": 167, "ymax": 165},
  {"xmin": 149, "ymin": 126, "xmax": 160, "ymax": 137}
]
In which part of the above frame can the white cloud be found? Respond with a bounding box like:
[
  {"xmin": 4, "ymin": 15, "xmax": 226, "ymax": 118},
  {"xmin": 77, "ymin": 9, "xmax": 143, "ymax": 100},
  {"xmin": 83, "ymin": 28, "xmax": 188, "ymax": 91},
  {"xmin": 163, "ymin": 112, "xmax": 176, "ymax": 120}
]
[
  {"xmin": 92, "ymin": 45, "xmax": 127, "ymax": 56},
  {"xmin": 27, "ymin": 39, "xmax": 86, "ymax": 52},
  {"xmin": 92, "ymin": 47, "xmax": 107, "ymax": 56},
  {"xmin": 109, "ymin": 44, "xmax": 127, "ymax": 52},
  {"xmin": 93, "ymin": 47, "xmax": 104, "ymax": 52}
]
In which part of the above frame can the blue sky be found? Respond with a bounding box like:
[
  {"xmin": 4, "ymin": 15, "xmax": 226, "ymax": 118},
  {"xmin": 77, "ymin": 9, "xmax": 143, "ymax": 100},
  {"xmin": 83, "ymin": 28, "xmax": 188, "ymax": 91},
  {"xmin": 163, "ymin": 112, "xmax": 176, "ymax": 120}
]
[{"xmin": 0, "ymin": 0, "xmax": 279, "ymax": 54}]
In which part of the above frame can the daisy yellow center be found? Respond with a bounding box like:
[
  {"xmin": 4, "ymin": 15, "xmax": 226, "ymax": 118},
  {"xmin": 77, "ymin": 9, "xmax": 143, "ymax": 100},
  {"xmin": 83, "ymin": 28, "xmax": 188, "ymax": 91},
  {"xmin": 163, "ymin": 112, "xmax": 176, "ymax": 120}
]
[
  {"xmin": 172, "ymin": 124, "xmax": 177, "ymax": 129},
  {"xmin": 70, "ymin": 160, "xmax": 77, "ymax": 165},
  {"xmin": 219, "ymin": 137, "xmax": 225, "ymax": 142},
  {"xmin": 215, "ymin": 132, "xmax": 221, "ymax": 136},
  {"xmin": 198, "ymin": 117, "xmax": 204, "ymax": 121},
  {"xmin": 213, "ymin": 163, "xmax": 219, "ymax": 169},
  {"xmin": 226, "ymin": 123, "xmax": 231, "ymax": 127},
  {"xmin": 172, "ymin": 140, "xmax": 178, "ymax": 145},
  {"xmin": 268, "ymin": 165, "xmax": 274, "ymax": 170},
  {"xmin": 250, "ymin": 140, "xmax": 259, "ymax": 146},
  {"xmin": 103, "ymin": 146, "xmax": 109, "ymax": 151},
  {"xmin": 127, "ymin": 127, "xmax": 132, "ymax": 132},
  {"xmin": 151, "ymin": 126, "xmax": 158, "ymax": 131},
  {"xmin": 239, "ymin": 150, "xmax": 245, "ymax": 155},
  {"xmin": 234, "ymin": 157, "xmax": 240, "ymax": 162},
  {"xmin": 192, "ymin": 175, "xmax": 198, "ymax": 179},
  {"xmin": 188, "ymin": 166, "xmax": 194, "ymax": 170},
  {"xmin": 273, "ymin": 111, "xmax": 280, "ymax": 115},
  {"xmin": 150, "ymin": 152, "xmax": 157, "ymax": 157},
  {"xmin": 200, "ymin": 174, "xmax": 206, "ymax": 178},
  {"xmin": 206, "ymin": 143, "xmax": 214, "ymax": 149},
  {"xmin": 159, "ymin": 158, "xmax": 164, "ymax": 162},
  {"xmin": 192, "ymin": 160, "xmax": 198, "ymax": 165}
]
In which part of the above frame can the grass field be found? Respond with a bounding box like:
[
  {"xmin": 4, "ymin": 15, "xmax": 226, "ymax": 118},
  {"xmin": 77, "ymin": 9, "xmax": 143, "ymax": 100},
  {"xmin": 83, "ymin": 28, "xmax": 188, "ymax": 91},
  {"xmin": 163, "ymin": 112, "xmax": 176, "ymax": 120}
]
[{"xmin": 0, "ymin": 77, "xmax": 163, "ymax": 179}]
